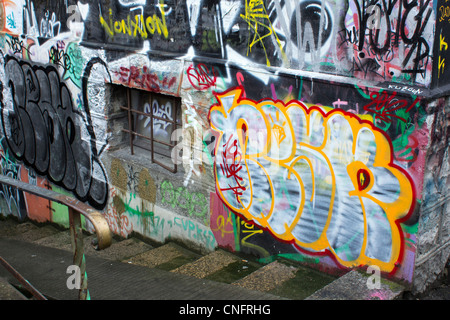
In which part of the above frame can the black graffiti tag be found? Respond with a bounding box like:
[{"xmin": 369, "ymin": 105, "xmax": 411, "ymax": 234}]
[{"xmin": 1, "ymin": 56, "xmax": 108, "ymax": 209}]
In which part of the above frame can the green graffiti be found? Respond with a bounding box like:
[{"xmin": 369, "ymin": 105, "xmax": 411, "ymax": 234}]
[
  {"xmin": 62, "ymin": 42, "xmax": 84, "ymax": 88},
  {"xmin": 258, "ymin": 253, "xmax": 320, "ymax": 265},
  {"xmin": 161, "ymin": 180, "xmax": 208, "ymax": 223}
]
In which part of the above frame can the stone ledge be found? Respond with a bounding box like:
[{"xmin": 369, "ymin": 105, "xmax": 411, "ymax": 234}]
[{"xmin": 305, "ymin": 270, "xmax": 405, "ymax": 300}]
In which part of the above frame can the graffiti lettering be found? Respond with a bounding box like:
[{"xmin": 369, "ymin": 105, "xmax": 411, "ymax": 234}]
[
  {"xmin": 161, "ymin": 180, "xmax": 208, "ymax": 222},
  {"xmin": 112, "ymin": 66, "xmax": 177, "ymax": 93},
  {"xmin": 6, "ymin": 36, "xmax": 29, "ymax": 56},
  {"xmin": 363, "ymin": 90, "xmax": 420, "ymax": 123},
  {"xmin": 100, "ymin": 4, "xmax": 169, "ymax": 40},
  {"xmin": 210, "ymin": 88, "xmax": 415, "ymax": 272},
  {"xmin": 1, "ymin": 56, "xmax": 108, "ymax": 209},
  {"xmin": 341, "ymin": 0, "xmax": 434, "ymax": 82},
  {"xmin": 219, "ymin": 134, "xmax": 246, "ymax": 199},
  {"xmin": 240, "ymin": 0, "xmax": 286, "ymax": 66},
  {"xmin": 438, "ymin": 32, "xmax": 449, "ymax": 78},
  {"xmin": 186, "ymin": 63, "xmax": 217, "ymax": 91}
]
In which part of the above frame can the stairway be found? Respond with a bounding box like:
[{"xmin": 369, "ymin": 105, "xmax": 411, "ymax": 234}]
[{"xmin": 0, "ymin": 217, "xmax": 337, "ymax": 300}]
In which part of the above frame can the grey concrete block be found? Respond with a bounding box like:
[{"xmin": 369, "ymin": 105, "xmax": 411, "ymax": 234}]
[{"xmin": 305, "ymin": 270, "xmax": 404, "ymax": 300}]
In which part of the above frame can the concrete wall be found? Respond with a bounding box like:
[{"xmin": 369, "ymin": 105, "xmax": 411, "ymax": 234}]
[{"xmin": 0, "ymin": 0, "xmax": 448, "ymax": 294}]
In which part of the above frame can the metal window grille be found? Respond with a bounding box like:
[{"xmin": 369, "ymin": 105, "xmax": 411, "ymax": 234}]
[{"xmin": 120, "ymin": 88, "xmax": 182, "ymax": 173}]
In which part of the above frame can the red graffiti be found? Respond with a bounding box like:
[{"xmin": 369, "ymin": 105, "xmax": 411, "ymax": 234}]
[
  {"xmin": 219, "ymin": 134, "xmax": 246, "ymax": 199},
  {"xmin": 113, "ymin": 66, "xmax": 177, "ymax": 93},
  {"xmin": 187, "ymin": 63, "xmax": 217, "ymax": 90},
  {"xmin": 357, "ymin": 168, "xmax": 371, "ymax": 191},
  {"xmin": 363, "ymin": 91, "xmax": 420, "ymax": 123}
]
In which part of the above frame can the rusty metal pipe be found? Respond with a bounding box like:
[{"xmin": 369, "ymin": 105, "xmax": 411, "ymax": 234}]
[{"xmin": 0, "ymin": 174, "xmax": 112, "ymax": 300}]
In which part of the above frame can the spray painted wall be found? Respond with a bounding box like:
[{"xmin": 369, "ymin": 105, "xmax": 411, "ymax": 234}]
[{"xmin": 0, "ymin": 0, "xmax": 448, "ymax": 293}]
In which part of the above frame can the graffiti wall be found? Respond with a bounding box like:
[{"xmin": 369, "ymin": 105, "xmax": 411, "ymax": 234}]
[
  {"xmin": 80, "ymin": 0, "xmax": 437, "ymax": 87},
  {"xmin": 0, "ymin": 0, "xmax": 448, "ymax": 289}
]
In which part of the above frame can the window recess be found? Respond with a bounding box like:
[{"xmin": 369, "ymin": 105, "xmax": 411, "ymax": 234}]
[{"xmin": 120, "ymin": 88, "xmax": 182, "ymax": 173}]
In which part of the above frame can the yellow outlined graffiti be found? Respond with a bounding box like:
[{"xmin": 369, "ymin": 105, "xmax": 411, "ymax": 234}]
[{"xmin": 209, "ymin": 88, "xmax": 415, "ymax": 272}]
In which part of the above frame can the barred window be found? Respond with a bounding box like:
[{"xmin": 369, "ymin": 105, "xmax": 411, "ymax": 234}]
[{"xmin": 120, "ymin": 88, "xmax": 182, "ymax": 173}]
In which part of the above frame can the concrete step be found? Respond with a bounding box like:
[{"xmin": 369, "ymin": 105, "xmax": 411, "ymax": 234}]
[
  {"xmin": 171, "ymin": 250, "xmax": 241, "ymax": 278},
  {"xmin": 123, "ymin": 242, "xmax": 201, "ymax": 271},
  {"xmin": 306, "ymin": 270, "xmax": 405, "ymax": 300},
  {"xmin": 0, "ymin": 277, "xmax": 29, "ymax": 300},
  {"xmin": 0, "ymin": 219, "xmax": 342, "ymax": 299},
  {"xmin": 1, "ymin": 217, "xmax": 413, "ymax": 300},
  {"xmin": 0, "ymin": 217, "xmax": 337, "ymax": 300},
  {"xmin": 233, "ymin": 260, "xmax": 297, "ymax": 292},
  {"xmin": 0, "ymin": 237, "xmax": 284, "ymax": 300}
]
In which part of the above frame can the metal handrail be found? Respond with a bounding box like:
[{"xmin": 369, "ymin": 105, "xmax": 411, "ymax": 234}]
[{"xmin": 0, "ymin": 174, "xmax": 112, "ymax": 300}]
